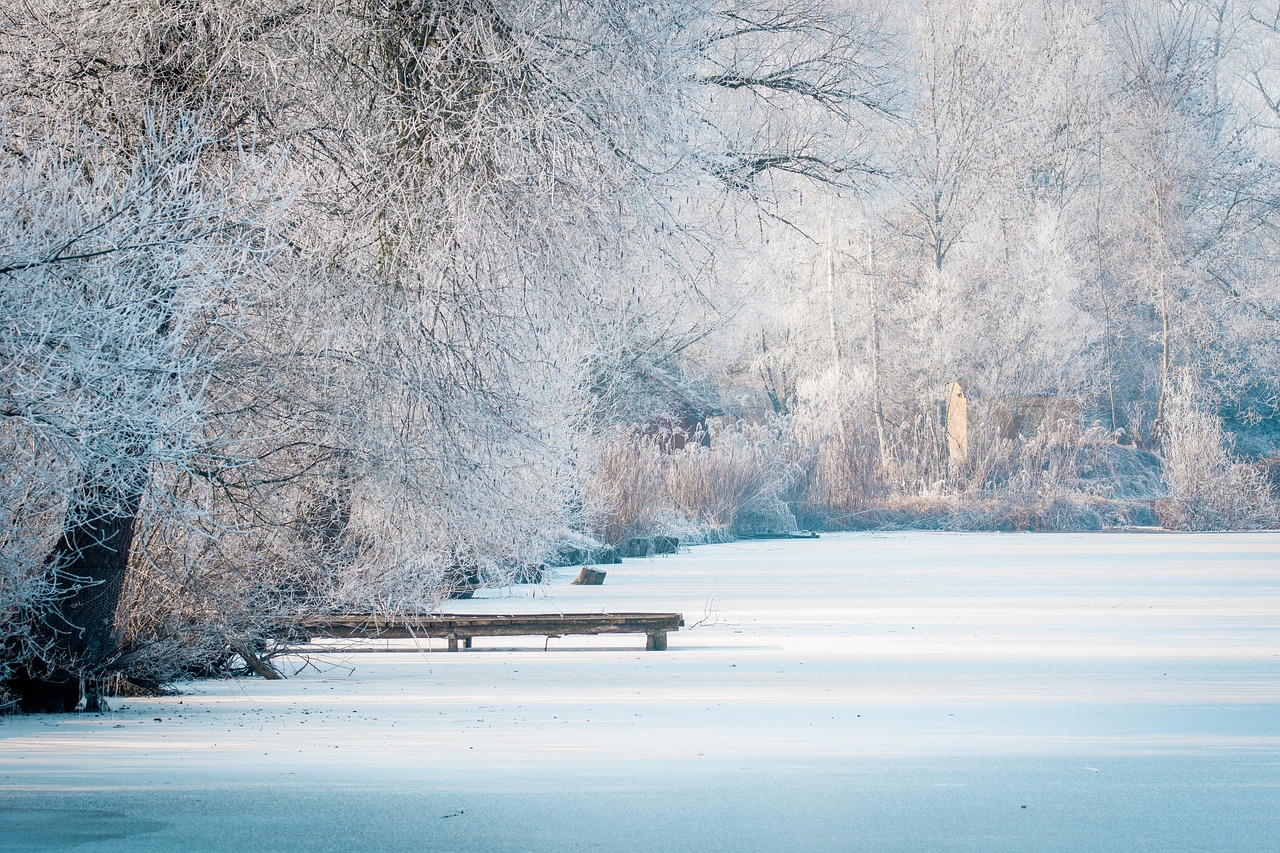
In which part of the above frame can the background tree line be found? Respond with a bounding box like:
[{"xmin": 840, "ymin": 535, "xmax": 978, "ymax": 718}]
[{"xmin": 706, "ymin": 0, "xmax": 1280, "ymax": 532}]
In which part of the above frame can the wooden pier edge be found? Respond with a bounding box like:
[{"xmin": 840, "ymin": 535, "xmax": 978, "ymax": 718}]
[{"xmin": 296, "ymin": 612, "xmax": 684, "ymax": 652}]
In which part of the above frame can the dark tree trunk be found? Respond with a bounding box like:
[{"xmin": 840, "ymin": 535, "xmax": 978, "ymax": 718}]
[
  {"xmin": 4, "ymin": 665, "xmax": 81, "ymax": 714},
  {"xmin": 8, "ymin": 467, "xmax": 147, "ymax": 713}
]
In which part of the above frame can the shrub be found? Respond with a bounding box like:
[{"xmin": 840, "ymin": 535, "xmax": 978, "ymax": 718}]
[
  {"xmin": 1157, "ymin": 371, "xmax": 1276, "ymax": 530},
  {"xmin": 586, "ymin": 417, "xmax": 805, "ymax": 542}
]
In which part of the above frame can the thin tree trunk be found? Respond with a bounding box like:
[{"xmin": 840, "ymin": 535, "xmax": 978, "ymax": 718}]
[
  {"xmin": 1152, "ymin": 179, "xmax": 1171, "ymax": 444},
  {"xmin": 865, "ymin": 224, "xmax": 888, "ymax": 471},
  {"xmin": 1094, "ymin": 97, "xmax": 1118, "ymax": 433},
  {"xmin": 1156, "ymin": 267, "xmax": 1170, "ymax": 440},
  {"xmin": 825, "ymin": 207, "xmax": 847, "ymax": 449}
]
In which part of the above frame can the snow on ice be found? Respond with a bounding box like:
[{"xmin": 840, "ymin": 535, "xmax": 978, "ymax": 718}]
[{"xmin": 2, "ymin": 531, "xmax": 1278, "ymax": 851}]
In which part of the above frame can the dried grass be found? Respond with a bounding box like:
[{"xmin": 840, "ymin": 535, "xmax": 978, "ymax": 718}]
[{"xmin": 586, "ymin": 418, "xmax": 805, "ymax": 543}]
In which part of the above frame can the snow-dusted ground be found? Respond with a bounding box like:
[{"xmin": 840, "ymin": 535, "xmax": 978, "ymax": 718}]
[{"xmin": 2, "ymin": 532, "xmax": 1278, "ymax": 851}]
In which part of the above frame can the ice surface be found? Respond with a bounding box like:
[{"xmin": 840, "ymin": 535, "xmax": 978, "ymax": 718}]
[{"xmin": 2, "ymin": 532, "xmax": 1278, "ymax": 851}]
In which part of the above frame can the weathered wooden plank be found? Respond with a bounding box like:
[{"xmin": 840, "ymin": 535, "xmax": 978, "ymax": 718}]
[
  {"xmin": 302, "ymin": 613, "xmax": 682, "ymax": 631},
  {"xmin": 295, "ymin": 612, "xmax": 683, "ymax": 651}
]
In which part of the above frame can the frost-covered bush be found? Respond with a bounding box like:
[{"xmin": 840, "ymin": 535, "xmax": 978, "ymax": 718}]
[
  {"xmin": 808, "ymin": 396, "xmax": 1159, "ymax": 532},
  {"xmin": 789, "ymin": 380, "xmax": 889, "ymax": 520},
  {"xmin": 667, "ymin": 419, "xmax": 804, "ymax": 534},
  {"xmin": 1158, "ymin": 371, "xmax": 1276, "ymax": 531},
  {"xmin": 586, "ymin": 417, "xmax": 805, "ymax": 542},
  {"xmin": 107, "ymin": 495, "xmax": 305, "ymax": 687},
  {"xmin": 924, "ymin": 417, "xmax": 1111, "ymax": 531}
]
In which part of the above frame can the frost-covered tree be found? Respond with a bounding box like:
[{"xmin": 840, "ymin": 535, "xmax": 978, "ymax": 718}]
[
  {"xmin": 1102, "ymin": 0, "xmax": 1280, "ymax": 441},
  {"xmin": 0, "ymin": 111, "xmax": 288, "ymax": 711},
  {"xmin": 1, "ymin": 0, "xmax": 903, "ymax": 708}
]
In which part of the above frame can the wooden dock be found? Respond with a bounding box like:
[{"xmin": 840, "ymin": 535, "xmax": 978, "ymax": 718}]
[{"xmin": 297, "ymin": 612, "xmax": 684, "ymax": 651}]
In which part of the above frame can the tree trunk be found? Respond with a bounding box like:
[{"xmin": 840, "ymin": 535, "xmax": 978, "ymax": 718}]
[
  {"xmin": 1152, "ymin": 178, "xmax": 1171, "ymax": 446},
  {"xmin": 865, "ymin": 223, "xmax": 888, "ymax": 472},
  {"xmin": 9, "ymin": 466, "xmax": 147, "ymax": 713},
  {"xmin": 1094, "ymin": 103, "xmax": 1118, "ymax": 433},
  {"xmin": 1155, "ymin": 267, "xmax": 1171, "ymax": 442},
  {"xmin": 825, "ymin": 207, "xmax": 847, "ymax": 449}
]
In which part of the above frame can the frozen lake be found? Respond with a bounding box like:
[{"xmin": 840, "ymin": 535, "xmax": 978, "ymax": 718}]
[{"xmin": 2, "ymin": 531, "xmax": 1278, "ymax": 851}]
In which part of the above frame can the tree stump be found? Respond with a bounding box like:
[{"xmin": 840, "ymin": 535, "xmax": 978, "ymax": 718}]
[{"xmin": 571, "ymin": 567, "xmax": 607, "ymax": 585}]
